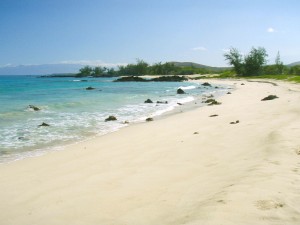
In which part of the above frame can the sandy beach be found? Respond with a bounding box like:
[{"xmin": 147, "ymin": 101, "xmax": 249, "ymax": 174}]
[{"xmin": 0, "ymin": 79, "xmax": 300, "ymax": 225}]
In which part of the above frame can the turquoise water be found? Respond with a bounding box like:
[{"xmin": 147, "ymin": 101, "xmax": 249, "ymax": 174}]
[{"xmin": 0, "ymin": 75, "xmax": 230, "ymax": 163}]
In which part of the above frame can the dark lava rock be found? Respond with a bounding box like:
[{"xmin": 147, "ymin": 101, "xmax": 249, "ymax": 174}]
[
  {"xmin": 208, "ymin": 100, "xmax": 221, "ymax": 106},
  {"xmin": 261, "ymin": 95, "xmax": 279, "ymax": 101},
  {"xmin": 202, "ymin": 82, "xmax": 212, "ymax": 87},
  {"xmin": 241, "ymin": 83, "xmax": 245, "ymax": 85},
  {"xmin": 157, "ymin": 101, "xmax": 168, "ymax": 104},
  {"xmin": 193, "ymin": 132, "xmax": 199, "ymax": 134},
  {"xmin": 227, "ymin": 92, "xmax": 232, "ymax": 94},
  {"xmin": 29, "ymin": 105, "xmax": 40, "ymax": 111},
  {"xmin": 209, "ymin": 114, "xmax": 219, "ymax": 117},
  {"xmin": 177, "ymin": 88, "xmax": 186, "ymax": 94},
  {"xmin": 146, "ymin": 117, "xmax": 153, "ymax": 122},
  {"xmin": 204, "ymin": 99, "xmax": 221, "ymax": 105},
  {"xmin": 38, "ymin": 122, "xmax": 50, "ymax": 127},
  {"xmin": 114, "ymin": 76, "xmax": 148, "ymax": 82},
  {"xmin": 151, "ymin": 75, "xmax": 188, "ymax": 82},
  {"xmin": 215, "ymin": 86, "xmax": 219, "ymax": 89},
  {"xmin": 86, "ymin": 86, "xmax": 95, "ymax": 90},
  {"xmin": 105, "ymin": 116, "xmax": 117, "ymax": 122},
  {"xmin": 177, "ymin": 103, "xmax": 183, "ymax": 105},
  {"xmin": 230, "ymin": 120, "xmax": 239, "ymax": 124},
  {"xmin": 144, "ymin": 99, "xmax": 153, "ymax": 103},
  {"xmin": 114, "ymin": 75, "xmax": 188, "ymax": 82}
]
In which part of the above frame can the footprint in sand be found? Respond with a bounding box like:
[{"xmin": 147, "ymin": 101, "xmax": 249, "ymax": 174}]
[{"xmin": 255, "ymin": 200, "xmax": 284, "ymax": 210}]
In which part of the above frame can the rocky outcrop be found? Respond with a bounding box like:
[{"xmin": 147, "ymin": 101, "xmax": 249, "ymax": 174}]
[
  {"xmin": 150, "ymin": 76, "xmax": 188, "ymax": 82},
  {"xmin": 38, "ymin": 122, "xmax": 50, "ymax": 127},
  {"xmin": 157, "ymin": 101, "xmax": 168, "ymax": 104},
  {"xmin": 28, "ymin": 105, "xmax": 40, "ymax": 111},
  {"xmin": 114, "ymin": 75, "xmax": 187, "ymax": 82},
  {"xmin": 177, "ymin": 88, "xmax": 185, "ymax": 94},
  {"xmin": 261, "ymin": 95, "xmax": 278, "ymax": 101},
  {"xmin": 86, "ymin": 86, "xmax": 96, "ymax": 90},
  {"xmin": 202, "ymin": 82, "xmax": 212, "ymax": 87},
  {"xmin": 113, "ymin": 76, "xmax": 148, "ymax": 82},
  {"xmin": 146, "ymin": 117, "xmax": 153, "ymax": 122},
  {"xmin": 144, "ymin": 99, "xmax": 153, "ymax": 103},
  {"xmin": 105, "ymin": 116, "xmax": 117, "ymax": 122},
  {"xmin": 204, "ymin": 99, "xmax": 221, "ymax": 106}
]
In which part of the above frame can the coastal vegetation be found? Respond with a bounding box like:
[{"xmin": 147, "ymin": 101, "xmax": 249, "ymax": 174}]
[
  {"xmin": 224, "ymin": 47, "xmax": 268, "ymax": 76},
  {"xmin": 76, "ymin": 60, "xmax": 229, "ymax": 77},
  {"xmin": 48, "ymin": 46, "xmax": 300, "ymax": 83},
  {"xmin": 193, "ymin": 47, "xmax": 300, "ymax": 83}
]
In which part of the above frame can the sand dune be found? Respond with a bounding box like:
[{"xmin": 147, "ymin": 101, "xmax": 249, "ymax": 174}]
[{"xmin": 0, "ymin": 79, "xmax": 299, "ymax": 225}]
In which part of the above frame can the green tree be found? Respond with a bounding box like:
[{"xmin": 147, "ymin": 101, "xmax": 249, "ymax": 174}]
[
  {"xmin": 224, "ymin": 47, "xmax": 268, "ymax": 76},
  {"xmin": 93, "ymin": 66, "xmax": 105, "ymax": 76},
  {"xmin": 224, "ymin": 48, "xmax": 244, "ymax": 75},
  {"xmin": 117, "ymin": 59, "xmax": 149, "ymax": 76},
  {"xmin": 78, "ymin": 66, "xmax": 93, "ymax": 76},
  {"xmin": 244, "ymin": 47, "xmax": 268, "ymax": 76},
  {"xmin": 135, "ymin": 59, "xmax": 149, "ymax": 75},
  {"xmin": 275, "ymin": 51, "xmax": 284, "ymax": 74},
  {"xmin": 289, "ymin": 65, "xmax": 300, "ymax": 75},
  {"xmin": 106, "ymin": 68, "xmax": 116, "ymax": 76}
]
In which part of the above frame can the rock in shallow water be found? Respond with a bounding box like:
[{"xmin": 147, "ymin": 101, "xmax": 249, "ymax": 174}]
[
  {"xmin": 105, "ymin": 116, "xmax": 117, "ymax": 122},
  {"xmin": 38, "ymin": 122, "xmax": 50, "ymax": 127},
  {"xmin": 28, "ymin": 105, "xmax": 40, "ymax": 111},
  {"xmin": 202, "ymin": 82, "xmax": 212, "ymax": 87},
  {"xmin": 146, "ymin": 117, "xmax": 153, "ymax": 122},
  {"xmin": 177, "ymin": 88, "xmax": 185, "ymax": 94},
  {"xmin": 157, "ymin": 101, "xmax": 168, "ymax": 104},
  {"xmin": 144, "ymin": 99, "xmax": 153, "ymax": 103}
]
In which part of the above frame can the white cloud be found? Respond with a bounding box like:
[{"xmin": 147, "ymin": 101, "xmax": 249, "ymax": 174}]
[
  {"xmin": 59, "ymin": 60, "xmax": 127, "ymax": 67},
  {"xmin": 192, "ymin": 46, "xmax": 207, "ymax": 51},
  {"xmin": 267, "ymin": 27, "xmax": 275, "ymax": 33}
]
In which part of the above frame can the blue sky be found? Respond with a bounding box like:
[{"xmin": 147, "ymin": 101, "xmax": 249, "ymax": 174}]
[{"xmin": 1, "ymin": 0, "xmax": 300, "ymax": 67}]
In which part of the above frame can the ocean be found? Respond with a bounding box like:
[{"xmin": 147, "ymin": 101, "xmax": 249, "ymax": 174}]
[{"xmin": 0, "ymin": 75, "xmax": 231, "ymax": 163}]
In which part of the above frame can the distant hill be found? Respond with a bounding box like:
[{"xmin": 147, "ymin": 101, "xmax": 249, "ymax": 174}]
[
  {"xmin": 170, "ymin": 61, "xmax": 230, "ymax": 71},
  {"xmin": 0, "ymin": 64, "xmax": 82, "ymax": 75},
  {"xmin": 287, "ymin": 61, "xmax": 300, "ymax": 67}
]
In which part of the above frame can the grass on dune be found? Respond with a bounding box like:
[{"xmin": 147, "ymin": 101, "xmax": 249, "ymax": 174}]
[{"xmin": 193, "ymin": 73, "xmax": 300, "ymax": 83}]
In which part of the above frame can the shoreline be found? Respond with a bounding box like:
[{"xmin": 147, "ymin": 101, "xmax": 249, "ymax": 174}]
[
  {"xmin": 0, "ymin": 79, "xmax": 231, "ymax": 164},
  {"xmin": 0, "ymin": 79, "xmax": 299, "ymax": 224}
]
